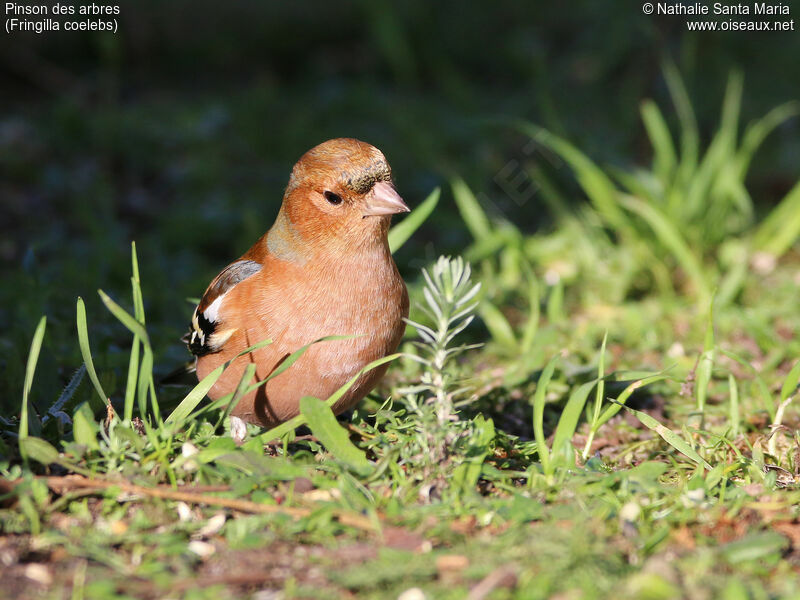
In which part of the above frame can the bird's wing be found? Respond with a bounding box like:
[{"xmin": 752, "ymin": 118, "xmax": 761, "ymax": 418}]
[{"xmin": 185, "ymin": 259, "xmax": 262, "ymax": 356}]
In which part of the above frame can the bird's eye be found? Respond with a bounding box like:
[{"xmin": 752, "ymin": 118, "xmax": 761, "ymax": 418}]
[{"xmin": 324, "ymin": 191, "xmax": 343, "ymax": 205}]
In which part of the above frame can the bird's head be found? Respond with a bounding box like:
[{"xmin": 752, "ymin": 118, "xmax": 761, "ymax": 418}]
[{"xmin": 271, "ymin": 138, "xmax": 409, "ymax": 257}]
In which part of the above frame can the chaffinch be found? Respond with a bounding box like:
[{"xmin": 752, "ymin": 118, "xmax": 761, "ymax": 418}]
[{"xmin": 184, "ymin": 138, "xmax": 410, "ymax": 428}]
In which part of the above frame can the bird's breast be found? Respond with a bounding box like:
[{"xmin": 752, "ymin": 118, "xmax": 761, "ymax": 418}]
[{"xmin": 248, "ymin": 252, "xmax": 407, "ymax": 378}]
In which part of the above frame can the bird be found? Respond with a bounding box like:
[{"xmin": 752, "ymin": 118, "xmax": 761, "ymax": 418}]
[{"xmin": 183, "ymin": 138, "xmax": 410, "ymax": 430}]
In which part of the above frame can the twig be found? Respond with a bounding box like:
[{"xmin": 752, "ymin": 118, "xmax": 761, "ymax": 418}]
[
  {"xmin": 19, "ymin": 475, "xmax": 377, "ymax": 532},
  {"xmin": 467, "ymin": 565, "xmax": 518, "ymax": 600}
]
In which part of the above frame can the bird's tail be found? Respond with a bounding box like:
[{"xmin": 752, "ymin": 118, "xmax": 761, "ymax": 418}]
[{"xmin": 160, "ymin": 359, "xmax": 197, "ymax": 386}]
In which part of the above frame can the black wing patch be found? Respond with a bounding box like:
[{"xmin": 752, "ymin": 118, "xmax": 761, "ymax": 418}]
[{"xmin": 185, "ymin": 259, "xmax": 262, "ymax": 356}]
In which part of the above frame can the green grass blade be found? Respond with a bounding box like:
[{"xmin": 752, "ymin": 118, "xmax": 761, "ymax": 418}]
[
  {"xmin": 546, "ymin": 279, "xmax": 565, "ymax": 325},
  {"xmin": 259, "ymin": 353, "xmax": 401, "ymax": 443},
  {"xmin": 76, "ymin": 298, "xmax": 109, "ymax": 410},
  {"xmin": 131, "ymin": 242, "xmax": 145, "ymax": 324},
  {"xmin": 98, "ymin": 290, "xmax": 149, "ymax": 346},
  {"xmin": 123, "ymin": 340, "xmax": 140, "ymax": 422},
  {"xmin": 716, "ymin": 241, "xmax": 749, "ymax": 308},
  {"xmin": 736, "ymin": 101, "xmax": 800, "ymax": 179},
  {"xmin": 99, "ymin": 288, "xmax": 159, "ymax": 420},
  {"xmin": 582, "ymin": 333, "xmax": 608, "ymax": 460},
  {"xmin": 780, "ymin": 360, "xmax": 800, "ymax": 403},
  {"xmin": 662, "ymin": 59, "xmax": 699, "ymax": 184},
  {"xmin": 621, "ymin": 405, "xmax": 712, "ymax": 470},
  {"xmin": 218, "ymin": 363, "xmax": 258, "ymax": 428},
  {"xmin": 728, "ymin": 374, "xmax": 740, "ymax": 438},
  {"xmin": 594, "ymin": 332, "xmax": 608, "ymax": 422},
  {"xmin": 531, "ymin": 356, "xmax": 558, "ymax": 474},
  {"xmin": 719, "ymin": 349, "xmax": 775, "ymax": 420},
  {"xmin": 611, "ymin": 167, "xmax": 659, "ymax": 205},
  {"xmin": 528, "ymin": 164, "xmax": 572, "ymax": 219},
  {"xmin": 452, "ymin": 177, "xmax": 493, "ymax": 241},
  {"xmin": 165, "ymin": 365, "xmax": 225, "ymax": 424},
  {"xmin": 516, "ymin": 121, "xmax": 631, "ymax": 235},
  {"xmin": 464, "ymin": 229, "xmax": 514, "ymax": 262},
  {"xmin": 641, "ymin": 99, "xmax": 677, "ymax": 186},
  {"xmin": 190, "ymin": 336, "xmax": 356, "ymax": 434},
  {"xmin": 178, "ymin": 338, "xmax": 274, "ymax": 422},
  {"xmin": 479, "ymin": 300, "xmax": 517, "ymax": 350},
  {"xmin": 519, "ymin": 266, "xmax": 540, "ymax": 356},
  {"xmin": 388, "ymin": 187, "xmax": 439, "ymax": 253},
  {"xmin": 240, "ymin": 335, "xmax": 353, "ymax": 399},
  {"xmin": 619, "ymin": 194, "xmax": 711, "ymax": 304},
  {"xmin": 19, "ymin": 316, "xmax": 47, "ymax": 462},
  {"xmin": 719, "ymin": 71, "xmax": 743, "ymax": 152},
  {"xmin": 300, "ymin": 396, "xmax": 373, "ymax": 476},
  {"xmin": 596, "ymin": 374, "xmax": 670, "ymax": 428},
  {"xmin": 753, "ymin": 181, "xmax": 800, "ymax": 257},
  {"xmin": 121, "ymin": 243, "xmax": 146, "ymax": 422},
  {"xmin": 137, "ymin": 347, "xmax": 155, "ymax": 422},
  {"xmin": 685, "ymin": 72, "xmax": 743, "ymax": 225},
  {"xmin": 551, "ymin": 380, "xmax": 595, "ymax": 464},
  {"xmin": 324, "ymin": 353, "xmax": 400, "ymax": 408},
  {"xmin": 695, "ymin": 299, "xmax": 716, "ymax": 415}
]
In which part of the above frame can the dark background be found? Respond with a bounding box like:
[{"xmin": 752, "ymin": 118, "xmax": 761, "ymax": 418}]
[{"xmin": 2, "ymin": 0, "xmax": 798, "ymax": 414}]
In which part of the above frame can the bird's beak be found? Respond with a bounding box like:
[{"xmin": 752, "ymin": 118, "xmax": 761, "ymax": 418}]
[{"xmin": 363, "ymin": 181, "xmax": 410, "ymax": 217}]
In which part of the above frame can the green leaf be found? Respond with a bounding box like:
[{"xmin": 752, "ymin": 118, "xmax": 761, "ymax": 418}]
[
  {"xmin": 720, "ymin": 349, "xmax": 775, "ymax": 420},
  {"xmin": 137, "ymin": 346, "xmax": 154, "ymax": 421},
  {"xmin": 532, "ymin": 356, "xmax": 558, "ymax": 473},
  {"xmin": 218, "ymin": 363, "xmax": 258, "ymax": 428},
  {"xmin": 721, "ymin": 532, "xmax": 788, "ymax": 564},
  {"xmin": 19, "ymin": 436, "xmax": 59, "ymax": 466},
  {"xmin": 619, "ymin": 194, "xmax": 711, "ymax": 305},
  {"xmin": 76, "ymin": 299, "xmax": 108, "ymax": 410},
  {"xmin": 166, "ymin": 365, "xmax": 225, "ymax": 424},
  {"xmin": 728, "ymin": 374, "xmax": 740, "ymax": 438},
  {"xmin": 388, "ymin": 187, "xmax": 439, "ymax": 253},
  {"xmin": 696, "ymin": 298, "xmax": 716, "ymax": 414},
  {"xmin": 519, "ymin": 265, "xmax": 540, "ymax": 356},
  {"xmin": 736, "ymin": 101, "xmax": 800, "ymax": 179},
  {"xmin": 662, "ymin": 59, "xmax": 699, "ymax": 185},
  {"xmin": 452, "ymin": 178, "xmax": 493, "ymax": 241},
  {"xmin": 596, "ymin": 374, "xmax": 670, "ymax": 429},
  {"xmin": 516, "ymin": 120, "xmax": 632, "ymax": 236},
  {"xmin": 780, "ymin": 360, "xmax": 800, "ymax": 403},
  {"xmin": 259, "ymin": 353, "xmax": 401, "ymax": 443},
  {"xmin": 621, "ymin": 405, "xmax": 712, "ymax": 470},
  {"xmin": 582, "ymin": 333, "xmax": 609, "ymax": 460},
  {"xmin": 73, "ymin": 403, "xmax": 100, "ymax": 451},
  {"xmin": 169, "ymin": 337, "xmax": 273, "ymax": 424},
  {"xmin": 479, "ymin": 301, "xmax": 517, "ymax": 349},
  {"xmin": 546, "ymin": 278, "xmax": 565, "ymax": 324},
  {"xmin": 300, "ymin": 397, "xmax": 373, "ymax": 476},
  {"xmin": 98, "ymin": 289, "xmax": 150, "ymax": 346},
  {"xmin": 19, "ymin": 316, "xmax": 47, "ymax": 461},
  {"xmin": 451, "ymin": 416, "xmax": 495, "ymax": 494},
  {"xmin": 123, "ymin": 338, "xmax": 140, "ymax": 422},
  {"xmin": 240, "ymin": 335, "xmax": 349, "ymax": 399},
  {"xmin": 551, "ymin": 380, "xmax": 595, "ymax": 463},
  {"xmin": 754, "ymin": 181, "xmax": 800, "ymax": 257},
  {"xmin": 592, "ymin": 332, "xmax": 608, "ymax": 423},
  {"xmin": 641, "ymin": 99, "xmax": 677, "ymax": 186},
  {"xmin": 130, "ymin": 241, "xmax": 144, "ymax": 322}
]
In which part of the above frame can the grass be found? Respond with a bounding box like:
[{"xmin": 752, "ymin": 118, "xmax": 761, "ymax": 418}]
[{"xmin": 2, "ymin": 67, "xmax": 800, "ymax": 600}]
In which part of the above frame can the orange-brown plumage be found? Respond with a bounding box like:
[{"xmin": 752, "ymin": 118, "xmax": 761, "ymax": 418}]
[{"xmin": 187, "ymin": 139, "xmax": 409, "ymax": 427}]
